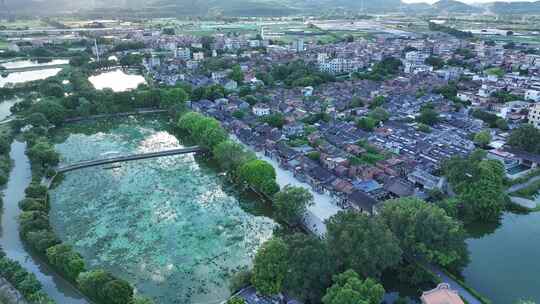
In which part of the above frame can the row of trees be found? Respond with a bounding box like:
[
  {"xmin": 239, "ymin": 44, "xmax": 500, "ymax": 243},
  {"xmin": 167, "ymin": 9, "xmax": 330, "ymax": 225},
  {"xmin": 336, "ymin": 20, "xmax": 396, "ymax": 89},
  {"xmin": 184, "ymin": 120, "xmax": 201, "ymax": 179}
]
[
  {"xmin": 178, "ymin": 112, "xmax": 315, "ymax": 223},
  {"xmin": 13, "ymin": 72, "xmax": 190, "ymax": 127},
  {"xmin": 249, "ymin": 197, "xmax": 468, "ymax": 303},
  {"xmin": 0, "ymin": 249, "xmax": 54, "ymax": 304},
  {"xmin": 0, "ymin": 135, "xmax": 11, "ymax": 186}
]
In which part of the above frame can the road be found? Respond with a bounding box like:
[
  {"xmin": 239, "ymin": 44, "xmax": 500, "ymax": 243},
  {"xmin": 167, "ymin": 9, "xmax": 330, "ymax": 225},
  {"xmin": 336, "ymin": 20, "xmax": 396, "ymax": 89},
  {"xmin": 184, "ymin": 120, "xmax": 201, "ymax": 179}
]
[{"xmin": 427, "ymin": 265, "xmax": 482, "ymax": 304}]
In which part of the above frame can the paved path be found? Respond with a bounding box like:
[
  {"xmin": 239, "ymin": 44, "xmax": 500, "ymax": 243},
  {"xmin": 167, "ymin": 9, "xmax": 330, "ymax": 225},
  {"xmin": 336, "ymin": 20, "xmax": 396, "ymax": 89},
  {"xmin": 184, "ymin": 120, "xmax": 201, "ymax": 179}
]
[
  {"xmin": 64, "ymin": 109, "xmax": 167, "ymax": 123},
  {"xmin": 427, "ymin": 265, "xmax": 482, "ymax": 304},
  {"xmin": 509, "ymin": 196, "xmax": 538, "ymax": 209},
  {"xmin": 57, "ymin": 146, "xmax": 204, "ymax": 173},
  {"xmin": 506, "ymin": 175, "xmax": 540, "ymax": 194}
]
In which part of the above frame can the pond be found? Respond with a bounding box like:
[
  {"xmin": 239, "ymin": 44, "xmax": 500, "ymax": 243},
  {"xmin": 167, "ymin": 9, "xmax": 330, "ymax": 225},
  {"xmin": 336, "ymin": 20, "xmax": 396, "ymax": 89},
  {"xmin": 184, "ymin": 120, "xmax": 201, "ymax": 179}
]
[
  {"xmin": 88, "ymin": 69, "xmax": 146, "ymax": 92},
  {"xmin": 0, "ymin": 68, "xmax": 63, "ymax": 88},
  {"xmin": 462, "ymin": 212, "xmax": 540, "ymax": 304},
  {"xmin": 49, "ymin": 118, "xmax": 275, "ymax": 304}
]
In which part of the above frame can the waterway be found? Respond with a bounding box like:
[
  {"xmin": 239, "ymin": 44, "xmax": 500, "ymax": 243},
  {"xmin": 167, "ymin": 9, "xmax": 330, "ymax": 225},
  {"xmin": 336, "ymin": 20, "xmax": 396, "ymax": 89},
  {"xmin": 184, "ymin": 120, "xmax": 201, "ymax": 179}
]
[
  {"xmin": 0, "ymin": 99, "xmax": 18, "ymax": 121},
  {"xmin": 48, "ymin": 118, "xmax": 275, "ymax": 304},
  {"xmin": 462, "ymin": 212, "xmax": 540, "ymax": 304},
  {"xmin": 0, "ymin": 141, "xmax": 87, "ymax": 303},
  {"xmin": 88, "ymin": 69, "xmax": 146, "ymax": 92}
]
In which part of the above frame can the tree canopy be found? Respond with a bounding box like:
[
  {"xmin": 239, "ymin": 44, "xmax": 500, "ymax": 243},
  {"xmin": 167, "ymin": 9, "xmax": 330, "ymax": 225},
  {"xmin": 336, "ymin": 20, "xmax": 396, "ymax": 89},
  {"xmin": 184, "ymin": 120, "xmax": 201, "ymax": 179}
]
[
  {"xmin": 251, "ymin": 238, "xmax": 289, "ymax": 296},
  {"xmin": 326, "ymin": 211, "xmax": 402, "ymax": 278},
  {"xmin": 273, "ymin": 185, "xmax": 314, "ymax": 224},
  {"xmin": 380, "ymin": 197, "xmax": 469, "ymax": 268},
  {"xmin": 322, "ymin": 270, "xmax": 384, "ymax": 304},
  {"xmin": 237, "ymin": 159, "xmax": 280, "ymax": 197}
]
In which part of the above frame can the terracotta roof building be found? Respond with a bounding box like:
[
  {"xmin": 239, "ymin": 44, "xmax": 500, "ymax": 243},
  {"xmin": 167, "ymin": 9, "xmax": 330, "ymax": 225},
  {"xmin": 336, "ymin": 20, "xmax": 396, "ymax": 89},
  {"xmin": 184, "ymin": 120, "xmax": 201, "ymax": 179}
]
[{"xmin": 421, "ymin": 283, "xmax": 465, "ymax": 304}]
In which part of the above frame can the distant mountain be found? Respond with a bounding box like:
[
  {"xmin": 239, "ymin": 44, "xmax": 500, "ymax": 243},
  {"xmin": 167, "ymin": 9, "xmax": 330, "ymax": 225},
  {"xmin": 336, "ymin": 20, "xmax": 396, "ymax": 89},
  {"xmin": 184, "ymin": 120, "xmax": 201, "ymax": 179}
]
[
  {"xmin": 485, "ymin": 1, "xmax": 540, "ymax": 15},
  {"xmin": 432, "ymin": 0, "xmax": 484, "ymax": 13}
]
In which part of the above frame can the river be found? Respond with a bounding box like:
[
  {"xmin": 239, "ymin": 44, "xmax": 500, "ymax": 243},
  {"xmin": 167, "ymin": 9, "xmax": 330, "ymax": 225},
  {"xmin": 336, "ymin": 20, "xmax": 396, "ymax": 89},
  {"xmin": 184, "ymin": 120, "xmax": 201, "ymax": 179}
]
[
  {"xmin": 0, "ymin": 141, "xmax": 87, "ymax": 304},
  {"xmin": 48, "ymin": 118, "xmax": 275, "ymax": 304},
  {"xmin": 462, "ymin": 212, "xmax": 540, "ymax": 304}
]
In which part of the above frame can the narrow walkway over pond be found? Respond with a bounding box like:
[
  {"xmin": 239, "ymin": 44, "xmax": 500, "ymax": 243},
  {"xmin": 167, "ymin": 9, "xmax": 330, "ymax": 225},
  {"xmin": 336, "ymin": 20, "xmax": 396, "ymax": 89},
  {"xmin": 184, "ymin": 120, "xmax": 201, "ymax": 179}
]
[{"xmin": 57, "ymin": 146, "xmax": 205, "ymax": 173}]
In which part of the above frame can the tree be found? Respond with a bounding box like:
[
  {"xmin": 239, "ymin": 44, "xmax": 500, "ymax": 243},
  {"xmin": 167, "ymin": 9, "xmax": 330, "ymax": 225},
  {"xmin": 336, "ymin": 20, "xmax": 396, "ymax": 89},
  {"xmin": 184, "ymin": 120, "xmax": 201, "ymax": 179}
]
[
  {"xmin": 416, "ymin": 107, "xmax": 439, "ymax": 126},
  {"xmin": 474, "ymin": 130, "xmax": 492, "ymax": 148},
  {"xmin": 425, "ymin": 56, "xmax": 445, "ymax": 69},
  {"xmin": 261, "ymin": 113, "xmax": 285, "ymax": 129},
  {"xmin": 237, "ymin": 159, "xmax": 280, "ymax": 196},
  {"xmin": 161, "ymin": 87, "xmax": 188, "ymax": 109},
  {"xmin": 27, "ymin": 140, "xmax": 60, "ymax": 168},
  {"xmin": 230, "ymin": 64, "xmax": 245, "ymax": 84},
  {"xmin": 326, "ymin": 211, "xmax": 402, "ymax": 278},
  {"xmin": 283, "ymin": 234, "xmax": 335, "ymax": 303},
  {"xmin": 101, "ymin": 279, "xmax": 133, "ymax": 304},
  {"xmin": 27, "ymin": 142, "xmax": 55, "ymax": 167},
  {"xmin": 357, "ymin": 117, "xmax": 377, "ymax": 131},
  {"xmin": 251, "ymin": 238, "xmax": 289, "ymax": 296},
  {"xmin": 226, "ymin": 297, "xmax": 246, "ymax": 304},
  {"xmin": 380, "ymin": 198, "xmax": 468, "ymax": 268},
  {"xmin": 322, "ymin": 270, "xmax": 384, "ymax": 304},
  {"xmin": 213, "ymin": 140, "xmax": 256, "ymax": 174},
  {"xmin": 46, "ymin": 244, "xmax": 85, "ymax": 281},
  {"xmin": 273, "ymin": 185, "xmax": 314, "ymax": 224},
  {"xmin": 368, "ymin": 107, "xmax": 390, "ymax": 122},
  {"xmin": 30, "ymin": 99, "xmax": 67, "ymax": 126},
  {"xmin": 444, "ymin": 154, "xmax": 506, "ymax": 222},
  {"xmin": 508, "ymin": 124, "xmax": 540, "ymax": 153},
  {"xmin": 77, "ymin": 269, "xmax": 134, "ymax": 304}
]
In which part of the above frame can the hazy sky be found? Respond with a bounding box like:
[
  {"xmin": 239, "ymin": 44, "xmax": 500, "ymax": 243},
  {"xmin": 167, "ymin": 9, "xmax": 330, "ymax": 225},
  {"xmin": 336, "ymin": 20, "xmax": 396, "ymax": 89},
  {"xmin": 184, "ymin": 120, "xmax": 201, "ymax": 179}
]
[{"xmin": 403, "ymin": 0, "xmax": 536, "ymax": 3}]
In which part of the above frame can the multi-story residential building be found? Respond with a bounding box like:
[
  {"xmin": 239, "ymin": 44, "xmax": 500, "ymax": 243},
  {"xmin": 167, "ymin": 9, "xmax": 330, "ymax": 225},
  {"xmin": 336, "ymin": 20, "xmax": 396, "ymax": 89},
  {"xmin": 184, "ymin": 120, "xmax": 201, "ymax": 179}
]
[
  {"xmin": 176, "ymin": 47, "xmax": 191, "ymax": 61},
  {"xmin": 528, "ymin": 103, "xmax": 540, "ymax": 128},
  {"xmin": 525, "ymin": 89, "xmax": 540, "ymax": 102},
  {"xmin": 193, "ymin": 52, "xmax": 205, "ymax": 61}
]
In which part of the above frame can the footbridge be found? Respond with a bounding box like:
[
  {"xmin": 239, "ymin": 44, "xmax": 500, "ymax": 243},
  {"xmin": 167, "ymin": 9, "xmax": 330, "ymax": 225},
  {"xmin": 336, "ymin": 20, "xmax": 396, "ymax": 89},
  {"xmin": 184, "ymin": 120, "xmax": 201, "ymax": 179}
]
[{"xmin": 56, "ymin": 146, "xmax": 205, "ymax": 173}]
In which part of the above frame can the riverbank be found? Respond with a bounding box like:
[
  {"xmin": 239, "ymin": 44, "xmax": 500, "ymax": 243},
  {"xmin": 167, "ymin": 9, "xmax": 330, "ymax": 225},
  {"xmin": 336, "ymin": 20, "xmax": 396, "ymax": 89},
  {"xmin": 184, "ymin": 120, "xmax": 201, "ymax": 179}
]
[{"xmin": 0, "ymin": 141, "xmax": 87, "ymax": 304}]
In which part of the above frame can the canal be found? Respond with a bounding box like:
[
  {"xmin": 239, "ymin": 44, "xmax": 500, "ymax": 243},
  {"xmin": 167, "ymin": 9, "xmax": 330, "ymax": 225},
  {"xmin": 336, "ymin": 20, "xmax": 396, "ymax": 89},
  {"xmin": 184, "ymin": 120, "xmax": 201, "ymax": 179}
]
[{"xmin": 0, "ymin": 141, "xmax": 87, "ymax": 303}]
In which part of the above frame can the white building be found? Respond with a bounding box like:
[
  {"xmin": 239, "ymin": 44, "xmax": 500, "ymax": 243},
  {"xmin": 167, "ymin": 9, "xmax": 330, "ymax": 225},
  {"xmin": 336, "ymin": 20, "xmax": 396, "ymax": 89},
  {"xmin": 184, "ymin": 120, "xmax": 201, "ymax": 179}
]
[
  {"xmin": 525, "ymin": 90, "xmax": 540, "ymax": 102},
  {"xmin": 253, "ymin": 103, "xmax": 271, "ymax": 117},
  {"xmin": 405, "ymin": 51, "xmax": 429, "ymax": 65},
  {"xmin": 319, "ymin": 58, "xmax": 362, "ymax": 75},
  {"xmin": 193, "ymin": 52, "xmax": 205, "ymax": 61},
  {"xmin": 292, "ymin": 38, "xmax": 304, "ymax": 53},
  {"xmin": 176, "ymin": 47, "xmax": 191, "ymax": 60},
  {"xmin": 528, "ymin": 103, "xmax": 540, "ymax": 128}
]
